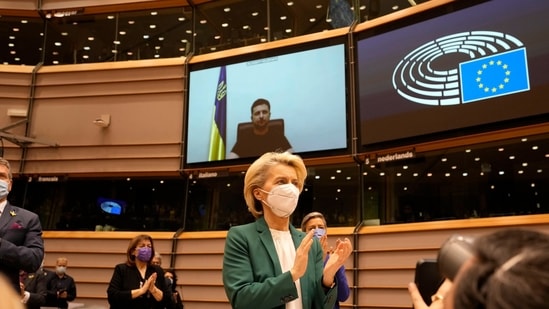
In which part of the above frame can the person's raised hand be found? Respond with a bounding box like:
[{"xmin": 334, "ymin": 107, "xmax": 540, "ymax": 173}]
[
  {"xmin": 323, "ymin": 238, "xmax": 352, "ymax": 285},
  {"xmin": 146, "ymin": 272, "xmax": 158, "ymax": 292},
  {"xmin": 408, "ymin": 279, "xmax": 452, "ymax": 309},
  {"xmin": 290, "ymin": 230, "xmax": 314, "ymax": 281}
]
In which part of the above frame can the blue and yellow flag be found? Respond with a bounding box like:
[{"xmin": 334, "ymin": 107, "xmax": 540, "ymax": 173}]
[
  {"xmin": 460, "ymin": 48, "xmax": 529, "ymax": 103},
  {"xmin": 208, "ymin": 66, "xmax": 227, "ymax": 161}
]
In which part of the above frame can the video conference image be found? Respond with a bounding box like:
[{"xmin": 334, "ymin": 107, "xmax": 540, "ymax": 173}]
[
  {"xmin": 357, "ymin": 0, "xmax": 549, "ymax": 147},
  {"xmin": 186, "ymin": 42, "xmax": 348, "ymax": 166}
]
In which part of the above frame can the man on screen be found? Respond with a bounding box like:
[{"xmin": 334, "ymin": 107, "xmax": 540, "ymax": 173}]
[{"xmin": 227, "ymin": 98, "xmax": 293, "ymax": 159}]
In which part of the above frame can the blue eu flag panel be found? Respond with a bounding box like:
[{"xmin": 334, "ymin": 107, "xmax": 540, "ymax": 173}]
[{"xmin": 460, "ymin": 48, "xmax": 529, "ymax": 103}]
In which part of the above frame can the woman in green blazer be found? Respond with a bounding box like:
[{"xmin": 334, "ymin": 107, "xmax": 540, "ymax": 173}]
[{"xmin": 222, "ymin": 152, "xmax": 353, "ymax": 309}]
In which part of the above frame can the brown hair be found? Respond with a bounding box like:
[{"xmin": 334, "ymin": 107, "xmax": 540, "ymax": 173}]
[
  {"xmin": 453, "ymin": 229, "xmax": 549, "ymax": 308},
  {"xmin": 0, "ymin": 157, "xmax": 13, "ymax": 180},
  {"xmin": 125, "ymin": 234, "xmax": 156, "ymax": 267}
]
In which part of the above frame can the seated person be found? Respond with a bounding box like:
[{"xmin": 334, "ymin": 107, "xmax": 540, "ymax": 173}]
[
  {"xmin": 227, "ymin": 98, "xmax": 293, "ymax": 159},
  {"xmin": 408, "ymin": 228, "xmax": 549, "ymax": 309}
]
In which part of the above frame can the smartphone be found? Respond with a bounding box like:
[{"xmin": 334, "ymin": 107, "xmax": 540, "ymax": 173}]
[{"xmin": 414, "ymin": 259, "xmax": 444, "ymax": 305}]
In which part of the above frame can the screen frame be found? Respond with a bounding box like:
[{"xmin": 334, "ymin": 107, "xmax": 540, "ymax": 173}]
[
  {"xmin": 353, "ymin": 0, "xmax": 549, "ymax": 152},
  {"xmin": 183, "ymin": 31, "xmax": 352, "ymax": 170}
]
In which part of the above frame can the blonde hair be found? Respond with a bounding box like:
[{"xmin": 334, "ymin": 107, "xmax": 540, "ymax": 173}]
[
  {"xmin": 243, "ymin": 152, "xmax": 307, "ymax": 218},
  {"xmin": 301, "ymin": 211, "xmax": 327, "ymax": 232}
]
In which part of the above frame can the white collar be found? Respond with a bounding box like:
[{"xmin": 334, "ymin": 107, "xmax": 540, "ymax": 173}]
[{"xmin": 0, "ymin": 200, "xmax": 7, "ymax": 214}]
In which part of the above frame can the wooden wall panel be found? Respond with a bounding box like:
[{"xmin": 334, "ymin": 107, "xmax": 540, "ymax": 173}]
[
  {"xmin": 18, "ymin": 60, "xmax": 186, "ymax": 175},
  {"xmin": 0, "ymin": 66, "xmax": 33, "ymax": 170},
  {"xmin": 42, "ymin": 214, "xmax": 549, "ymax": 309}
]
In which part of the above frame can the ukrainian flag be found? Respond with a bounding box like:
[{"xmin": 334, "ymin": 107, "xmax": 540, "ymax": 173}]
[
  {"xmin": 208, "ymin": 66, "xmax": 227, "ymax": 161},
  {"xmin": 460, "ymin": 48, "xmax": 529, "ymax": 103}
]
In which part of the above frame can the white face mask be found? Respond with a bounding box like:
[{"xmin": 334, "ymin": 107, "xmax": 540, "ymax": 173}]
[
  {"xmin": 56, "ymin": 266, "xmax": 67, "ymax": 274},
  {"xmin": 0, "ymin": 180, "xmax": 9, "ymax": 199},
  {"xmin": 260, "ymin": 184, "xmax": 300, "ymax": 218}
]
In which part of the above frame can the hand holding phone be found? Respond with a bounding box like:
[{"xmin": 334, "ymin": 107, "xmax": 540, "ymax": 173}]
[{"xmin": 413, "ymin": 259, "xmax": 444, "ymax": 305}]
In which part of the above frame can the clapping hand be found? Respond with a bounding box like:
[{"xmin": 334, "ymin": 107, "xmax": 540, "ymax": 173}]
[
  {"xmin": 323, "ymin": 238, "xmax": 352, "ymax": 286},
  {"xmin": 145, "ymin": 272, "xmax": 158, "ymax": 293},
  {"xmin": 290, "ymin": 230, "xmax": 314, "ymax": 281}
]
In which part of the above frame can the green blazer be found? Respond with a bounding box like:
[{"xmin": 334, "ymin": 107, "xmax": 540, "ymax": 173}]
[{"xmin": 222, "ymin": 216, "xmax": 337, "ymax": 309}]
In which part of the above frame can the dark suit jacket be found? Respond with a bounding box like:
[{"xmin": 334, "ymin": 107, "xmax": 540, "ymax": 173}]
[
  {"xmin": 107, "ymin": 263, "xmax": 172, "ymax": 309},
  {"xmin": 222, "ymin": 216, "xmax": 337, "ymax": 309},
  {"xmin": 24, "ymin": 268, "xmax": 49, "ymax": 309},
  {"xmin": 0, "ymin": 202, "xmax": 44, "ymax": 292}
]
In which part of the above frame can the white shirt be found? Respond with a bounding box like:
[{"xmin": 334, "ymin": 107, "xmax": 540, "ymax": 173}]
[
  {"xmin": 270, "ymin": 228, "xmax": 303, "ymax": 309},
  {"xmin": 0, "ymin": 199, "xmax": 6, "ymax": 215}
]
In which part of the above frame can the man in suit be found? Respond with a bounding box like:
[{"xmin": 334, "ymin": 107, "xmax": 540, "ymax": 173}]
[
  {"xmin": 20, "ymin": 261, "xmax": 49, "ymax": 309},
  {"xmin": 0, "ymin": 157, "xmax": 44, "ymax": 293},
  {"xmin": 227, "ymin": 98, "xmax": 293, "ymax": 159}
]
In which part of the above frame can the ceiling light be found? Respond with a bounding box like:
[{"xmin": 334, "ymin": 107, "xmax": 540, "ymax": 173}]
[
  {"xmin": 280, "ymin": 16, "xmax": 287, "ymax": 20},
  {"xmin": 252, "ymin": 12, "xmax": 259, "ymax": 16},
  {"xmin": 309, "ymin": 18, "xmax": 316, "ymax": 22},
  {"xmin": 13, "ymin": 28, "xmax": 20, "ymax": 32},
  {"xmin": 128, "ymin": 20, "xmax": 135, "ymax": 24},
  {"xmin": 222, "ymin": 23, "xmax": 228, "ymax": 27},
  {"xmin": 21, "ymin": 20, "xmax": 28, "ymax": 24},
  {"xmin": 224, "ymin": 7, "xmax": 231, "ymax": 12},
  {"xmin": 88, "ymin": 37, "xmax": 94, "ymax": 41},
  {"xmin": 119, "ymin": 31, "xmax": 126, "ymax": 35},
  {"xmin": 200, "ymin": 19, "xmax": 207, "ymax": 24},
  {"xmin": 107, "ymin": 15, "xmax": 115, "ymax": 19},
  {"xmin": 178, "ymin": 17, "xmax": 185, "ymax": 21},
  {"xmin": 149, "ymin": 24, "xmax": 156, "ymax": 29},
  {"xmin": 83, "ymin": 46, "xmax": 90, "ymax": 50},
  {"xmin": 532, "ymin": 145, "xmax": 538, "ymax": 150},
  {"xmin": 151, "ymin": 11, "xmax": 158, "ymax": 15},
  {"xmin": 287, "ymin": 2, "xmax": 294, "ymax": 6},
  {"xmin": 54, "ymin": 42, "xmax": 62, "ymax": 46}
]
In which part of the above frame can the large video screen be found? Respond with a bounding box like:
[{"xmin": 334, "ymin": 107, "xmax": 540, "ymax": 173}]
[
  {"xmin": 185, "ymin": 38, "xmax": 349, "ymax": 167},
  {"xmin": 357, "ymin": 0, "xmax": 549, "ymax": 147}
]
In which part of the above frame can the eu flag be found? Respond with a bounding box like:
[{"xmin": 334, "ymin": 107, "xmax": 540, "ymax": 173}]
[
  {"xmin": 460, "ymin": 48, "xmax": 529, "ymax": 103},
  {"xmin": 208, "ymin": 66, "xmax": 227, "ymax": 161}
]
